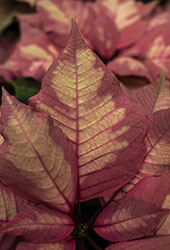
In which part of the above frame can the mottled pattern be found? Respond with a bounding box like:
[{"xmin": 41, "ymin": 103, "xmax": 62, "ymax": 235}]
[
  {"xmin": 0, "ymin": 91, "xmax": 77, "ymax": 213},
  {"xmin": 30, "ymin": 21, "xmax": 147, "ymax": 201}
]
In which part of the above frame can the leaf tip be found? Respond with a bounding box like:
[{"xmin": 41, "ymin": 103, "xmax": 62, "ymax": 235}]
[
  {"xmin": 2, "ymin": 87, "xmax": 9, "ymax": 97},
  {"xmin": 71, "ymin": 18, "xmax": 78, "ymax": 31},
  {"xmin": 1, "ymin": 87, "xmax": 12, "ymax": 104},
  {"xmin": 70, "ymin": 18, "xmax": 82, "ymax": 42}
]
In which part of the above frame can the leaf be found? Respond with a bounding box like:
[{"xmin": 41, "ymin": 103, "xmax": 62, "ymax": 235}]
[
  {"xmin": 122, "ymin": 24, "xmax": 170, "ymax": 81},
  {"xmin": 116, "ymin": 20, "xmax": 148, "ymax": 49},
  {"xmin": 0, "ymin": 89, "xmax": 78, "ymax": 213},
  {"xmin": 0, "ymin": 37, "xmax": 16, "ymax": 65},
  {"xmin": 11, "ymin": 77, "xmax": 41, "ymax": 104},
  {"xmin": 119, "ymin": 72, "xmax": 170, "ymax": 115},
  {"xmin": 0, "ymin": 23, "xmax": 58, "ymax": 81},
  {"xmin": 37, "ymin": 0, "xmax": 95, "ymax": 49},
  {"xmin": 105, "ymin": 169, "xmax": 170, "ymax": 208},
  {"xmin": 91, "ymin": 9, "xmax": 118, "ymax": 59},
  {"xmin": 1, "ymin": 206, "xmax": 74, "ymax": 243},
  {"xmin": 30, "ymin": 20, "xmax": 147, "ymax": 201},
  {"xmin": 107, "ymin": 56, "xmax": 153, "ymax": 82},
  {"xmin": 0, "ymin": 234, "xmax": 16, "ymax": 250},
  {"xmin": 105, "ymin": 235, "xmax": 170, "ymax": 250},
  {"xmin": 97, "ymin": 0, "xmax": 157, "ymax": 31},
  {"xmin": 156, "ymin": 213, "xmax": 170, "ymax": 236},
  {"xmin": 107, "ymin": 122, "xmax": 170, "ymax": 203},
  {"xmin": 94, "ymin": 197, "xmax": 168, "ymax": 242},
  {"xmin": 152, "ymin": 74, "xmax": 170, "ymax": 113},
  {"xmin": 16, "ymin": 238, "xmax": 76, "ymax": 250},
  {"xmin": 0, "ymin": 178, "xmax": 29, "ymax": 250},
  {"xmin": 147, "ymin": 11, "xmax": 170, "ymax": 32},
  {"xmin": 125, "ymin": 172, "xmax": 170, "ymax": 208},
  {"xmin": 0, "ymin": 180, "xmax": 29, "ymax": 222},
  {"xmin": 117, "ymin": 109, "xmax": 170, "ymax": 199},
  {"xmin": 97, "ymin": 0, "xmax": 157, "ymax": 51},
  {"xmin": 141, "ymin": 109, "xmax": 170, "ymax": 175}
]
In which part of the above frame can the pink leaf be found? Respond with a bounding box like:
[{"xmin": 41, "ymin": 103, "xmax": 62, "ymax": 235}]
[
  {"xmin": 1, "ymin": 206, "xmax": 74, "ymax": 243},
  {"xmin": 122, "ymin": 24, "xmax": 170, "ymax": 81},
  {"xmin": 0, "ymin": 234, "xmax": 16, "ymax": 250},
  {"xmin": 16, "ymin": 238, "xmax": 75, "ymax": 250},
  {"xmin": 120, "ymin": 73, "xmax": 170, "ymax": 115},
  {"xmin": 0, "ymin": 180, "xmax": 29, "ymax": 222},
  {"xmin": 156, "ymin": 213, "xmax": 170, "ymax": 236},
  {"xmin": 147, "ymin": 11, "xmax": 170, "ymax": 32},
  {"xmin": 141, "ymin": 109, "xmax": 170, "ymax": 175},
  {"xmin": 125, "ymin": 172, "xmax": 170, "ymax": 208},
  {"xmin": 30, "ymin": 20, "xmax": 147, "ymax": 201},
  {"xmin": 0, "ymin": 23, "xmax": 58, "ymax": 81},
  {"xmin": 94, "ymin": 197, "xmax": 168, "ymax": 242},
  {"xmin": 91, "ymin": 9, "xmax": 118, "ymax": 59},
  {"xmin": 117, "ymin": 20, "xmax": 148, "ymax": 49},
  {"xmin": 106, "ymin": 235, "xmax": 170, "ymax": 250},
  {"xmin": 97, "ymin": 0, "xmax": 157, "ymax": 32},
  {"xmin": 0, "ymin": 89, "xmax": 78, "ymax": 213},
  {"xmin": 37, "ymin": 0, "xmax": 95, "ymax": 49},
  {"xmin": 107, "ymin": 56, "xmax": 153, "ymax": 81}
]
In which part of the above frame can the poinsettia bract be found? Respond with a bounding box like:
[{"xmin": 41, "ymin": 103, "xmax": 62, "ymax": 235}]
[{"xmin": 0, "ymin": 19, "xmax": 169, "ymax": 250}]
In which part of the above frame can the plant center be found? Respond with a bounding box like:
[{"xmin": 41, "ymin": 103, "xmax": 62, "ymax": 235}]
[{"xmin": 73, "ymin": 222, "xmax": 89, "ymax": 239}]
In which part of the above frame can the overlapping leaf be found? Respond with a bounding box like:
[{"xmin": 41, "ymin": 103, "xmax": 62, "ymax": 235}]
[
  {"xmin": 0, "ymin": 180, "xmax": 30, "ymax": 249},
  {"xmin": 119, "ymin": 73, "xmax": 170, "ymax": 115},
  {"xmin": 37, "ymin": 0, "xmax": 119, "ymax": 59},
  {"xmin": 96, "ymin": 173, "xmax": 170, "ymax": 239},
  {"xmin": 0, "ymin": 234, "xmax": 16, "ymax": 250},
  {"xmin": 107, "ymin": 56, "xmax": 153, "ymax": 82},
  {"xmin": 126, "ymin": 172, "xmax": 170, "ymax": 208},
  {"xmin": 109, "ymin": 109, "xmax": 170, "ymax": 202},
  {"xmin": 0, "ymin": 90, "xmax": 77, "ymax": 213},
  {"xmin": 147, "ymin": 11, "xmax": 170, "ymax": 32},
  {"xmin": 0, "ymin": 180, "xmax": 29, "ymax": 223},
  {"xmin": 141, "ymin": 109, "xmax": 170, "ymax": 175},
  {"xmin": 16, "ymin": 239, "xmax": 76, "ymax": 250},
  {"xmin": 156, "ymin": 213, "xmax": 170, "ymax": 236},
  {"xmin": 1, "ymin": 206, "xmax": 74, "ymax": 243},
  {"xmin": 0, "ymin": 22, "xmax": 58, "ymax": 81},
  {"xmin": 94, "ymin": 196, "xmax": 168, "ymax": 242},
  {"xmin": 122, "ymin": 24, "xmax": 170, "ymax": 81},
  {"xmin": 116, "ymin": 20, "xmax": 148, "ymax": 49},
  {"xmin": 90, "ymin": 9, "xmax": 118, "ymax": 60},
  {"xmin": 106, "ymin": 235, "xmax": 170, "ymax": 250},
  {"xmin": 36, "ymin": 0, "xmax": 95, "ymax": 49},
  {"xmin": 97, "ymin": 0, "xmax": 156, "ymax": 31},
  {"xmin": 0, "ymin": 38, "xmax": 16, "ymax": 65},
  {"xmin": 30, "ymin": 20, "xmax": 147, "ymax": 201},
  {"xmin": 96, "ymin": 0, "xmax": 157, "ymax": 48}
]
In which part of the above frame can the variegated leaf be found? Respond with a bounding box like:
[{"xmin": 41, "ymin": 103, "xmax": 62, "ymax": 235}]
[
  {"xmin": 30, "ymin": 20, "xmax": 147, "ymax": 201},
  {"xmin": 1, "ymin": 206, "xmax": 74, "ymax": 243},
  {"xmin": 0, "ymin": 90, "xmax": 77, "ymax": 213},
  {"xmin": 106, "ymin": 235, "xmax": 170, "ymax": 250},
  {"xmin": 94, "ymin": 197, "xmax": 168, "ymax": 242}
]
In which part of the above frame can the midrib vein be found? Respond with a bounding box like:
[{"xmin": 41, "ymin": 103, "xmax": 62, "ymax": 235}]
[{"xmin": 75, "ymin": 53, "xmax": 79, "ymax": 162}]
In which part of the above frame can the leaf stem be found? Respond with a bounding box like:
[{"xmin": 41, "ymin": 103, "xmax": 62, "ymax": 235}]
[
  {"xmin": 87, "ymin": 236, "xmax": 103, "ymax": 250},
  {"xmin": 77, "ymin": 239, "xmax": 88, "ymax": 250},
  {"xmin": 87, "ymin": 193, "xmax": 118, "ymax": 226},
  {"xmin": 77, "ymin": 198, "xmax": 82, "ymax": 221}
]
